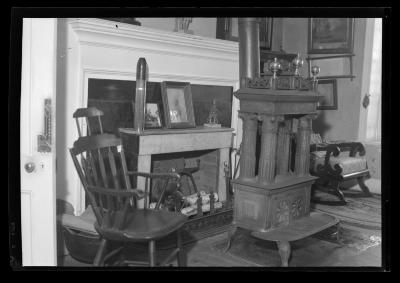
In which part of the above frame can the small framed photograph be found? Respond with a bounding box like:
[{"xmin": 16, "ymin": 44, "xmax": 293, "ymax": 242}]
[
  {"xmin": 317, "ymin": 79, "xmax": 338, "ymax": 110},
  {"xmin": 145, "ymin": 103, "xmax": 162, "ymax": 129},
  {"xmin": 161, "ymin": 81, "xmax": 196, "ymax": 129},
  {"xmin": 308, "ymin": 18, "xmax": 354, "ymax": 54}
]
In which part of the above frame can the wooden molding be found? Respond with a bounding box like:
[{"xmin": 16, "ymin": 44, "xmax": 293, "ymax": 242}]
[{"xmin": 69, "ymin": 18, "xmax": 239, "ymax": 63}]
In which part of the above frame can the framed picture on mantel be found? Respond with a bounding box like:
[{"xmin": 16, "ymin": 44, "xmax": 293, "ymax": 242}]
[
  {"xmin": 161, "ymin": 81, "xmax": 196, "ymax": 129},
  {"xmin": 145, "ymin": 103, "xmax": 162, "ymax": 129}
]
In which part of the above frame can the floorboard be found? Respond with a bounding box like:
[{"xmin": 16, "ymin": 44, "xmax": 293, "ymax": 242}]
[{"xmin": 58, "ymin": 222, "xmax": 381, "ymax": 268}]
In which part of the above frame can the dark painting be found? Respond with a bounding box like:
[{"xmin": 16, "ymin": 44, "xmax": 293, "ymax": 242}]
[{"xmin": 308, "ymin": 18, "xmax": 354, "ymax": 54}]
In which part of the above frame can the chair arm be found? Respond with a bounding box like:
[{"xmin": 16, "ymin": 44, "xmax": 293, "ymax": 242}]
[
  {"xmin": 126, "ymin": 171, "xmax": 181, "ymax": 180},
  {"xmin": 346, "ymin": 142, "xmax": 366, "ymax": 157},
  {"xmin": 316, "ymin": 144, "xmax": 343, "ymax": 176},
  {"xmin": 87, "ymin": 185, "xmax": 144, "ymax": 199},
  {"xmin": 325, "ymin": 142, "xmax": 366, "ymax": 157}
]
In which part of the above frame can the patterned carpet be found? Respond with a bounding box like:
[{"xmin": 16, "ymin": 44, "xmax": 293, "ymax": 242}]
[
  {"xmin": 211, "ymin": 190, "xmax": 382, "ymax": 267},
  {"xmin": 311, "ymin": 189, "xmax": 381, "ymax": 230},
  {"xmin": 212, "ymin": 224, "xmax": 381, "ymax": 267}
]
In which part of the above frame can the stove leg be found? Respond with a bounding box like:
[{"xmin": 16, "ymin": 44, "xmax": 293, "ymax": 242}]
[
  {"xmin": 276, "ymin": 241, "xmax": 291, "ymax": 267},
  {"xmin": 336, "ymin": 222, "xmax": 341, "ymax": 243},
  {"xmin": 224, "ymin": 224, "xmax": 237, "ymax": 253}
]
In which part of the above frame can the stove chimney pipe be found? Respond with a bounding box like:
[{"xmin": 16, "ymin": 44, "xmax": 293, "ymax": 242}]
[{"xmin": 238, "ymin": 18, "xmax": 261, "ymax": 88}]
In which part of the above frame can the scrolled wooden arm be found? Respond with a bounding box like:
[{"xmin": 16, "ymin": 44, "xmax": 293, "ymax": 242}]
[
  {"xmin": 316, "ymin": 144, "xmax": 343, "ymax": 176},
  {"xmin": 326, "ymin": 142, "xmax": 366, "ymax": 157},
  {"xmin": 345, "ymin": 142, "xmax": 366, "ymax": 157}
]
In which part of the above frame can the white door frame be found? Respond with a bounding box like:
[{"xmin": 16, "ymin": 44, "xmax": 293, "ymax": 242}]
[{"xmin": 19, "ymin": 18, "xmax": 58, "ymax": 266}]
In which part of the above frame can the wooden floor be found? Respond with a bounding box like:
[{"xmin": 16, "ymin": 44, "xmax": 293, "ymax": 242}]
[{"xmin": 58, "ymin": 222, "xmax": 381, "ymax": 268}]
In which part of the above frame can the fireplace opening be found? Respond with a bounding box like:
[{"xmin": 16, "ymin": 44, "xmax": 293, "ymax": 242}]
[{"xmin": 150, "ymin": 149, "xmax": 219, "ymax": 203}]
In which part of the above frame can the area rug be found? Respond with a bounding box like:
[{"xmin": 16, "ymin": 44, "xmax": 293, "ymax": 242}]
[
  {"xmin": 212, "ymin": 225, "xmax": 381, "ymax": 267},
  {"xmin": 311, "ymin": 189, "xmax": 381, "ymax": 230}
]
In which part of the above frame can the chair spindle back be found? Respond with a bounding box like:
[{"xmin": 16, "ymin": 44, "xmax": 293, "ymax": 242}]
[
  {"xmin": 70, "ymin": 134, "xmax": 181, "ymax": 231},
  {"xmin": 73, "ymin": 107, "xmax": 104, "ymax": 137}
]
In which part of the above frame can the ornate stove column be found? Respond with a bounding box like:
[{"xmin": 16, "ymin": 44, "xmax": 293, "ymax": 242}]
[
  {"xmin": 258, "ymin": 115, "xmax": 282, "ymax": 184},
  {"xmin": 294, "ymin": 115, "xmax": 314, "ymax": 176},
  {"xmin": 276, "ymin": 119, "xmax": 292, "ymax": 175},
  {"xmin": 239, "ymin": 112, "xmax": 258, "ymax": 180}
]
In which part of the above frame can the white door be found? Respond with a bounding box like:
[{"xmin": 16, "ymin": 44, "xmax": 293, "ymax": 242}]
[{"xmin": 20, "ymin": 18, "xmax": 57, "ymax": 266}]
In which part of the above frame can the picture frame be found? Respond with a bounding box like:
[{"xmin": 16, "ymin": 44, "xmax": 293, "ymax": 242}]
[
  {"xmin": 216, "ymin": 18, "xmax": 273, "ymax": 50},
  {"xmin": 308, "ymin": 18, "xmax": 354, "ymax": 54},
  {"xmin": 161, "ymin": 81, "xmax": 196, "ymax": 129},
  {"xmin": 144, "ymin": 103, "xmax": 162, "ymax": 129},
  {"xmin": 316, "ymin": 79, "xmax": 338, "ymax": 110},
  {"xmin": 259, "ymin": 18, "xmax": 274, "ymax": 50}
]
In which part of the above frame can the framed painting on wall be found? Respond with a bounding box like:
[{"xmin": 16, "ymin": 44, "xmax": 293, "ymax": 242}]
[
  {"xmin": 316, "ymin": 79, "xmax": 338, "ymax": 110},
  {"xmin": 308, "ymin": 18, "xmax": 354, "ymax": 54}
]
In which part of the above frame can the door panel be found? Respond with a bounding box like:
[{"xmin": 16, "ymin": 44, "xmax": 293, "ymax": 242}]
[{"xmin": 20, "ymin": 18, "xmax": 57, "ymax": 266}]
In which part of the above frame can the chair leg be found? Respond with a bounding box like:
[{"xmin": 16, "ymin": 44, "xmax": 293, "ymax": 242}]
[
  {"xmin": 93, "ymin": 238, "xmax": 108, "ymax": 266},
  {"xmin": 330, "ymin": 180, "xmax": 347, "ymax": 204},
  {"xmin": 224, "ymin": 224, "xmax": 237, "ymax": 253},
  {"xmin": 336, "ymin": 222, "xmax": 341, "ymax": 243},
  {"xmin": 357, "ymin": 176, "xmax": 373, "ymax": 197},
  {"xmin": 177, "ymin": 229, "xmax": 187, "ymax": 267},
  {"xmin": 148, "ymin": 240, "xmax": 156, "ymax": 267}
]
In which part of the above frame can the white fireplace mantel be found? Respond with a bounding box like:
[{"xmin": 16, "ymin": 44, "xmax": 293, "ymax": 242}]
[
  {"xmin": 57, "ymin": 18, "xmax": 240, "ymax": 215},
  {"xmin": 69, "ymin": 18, "xmax": 239, "ymax": 63}
]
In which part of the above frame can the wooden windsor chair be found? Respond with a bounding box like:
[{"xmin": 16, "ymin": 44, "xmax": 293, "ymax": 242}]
[
  {"xmin": 69, "ymin": 133, "xmax": 188, "ymax": 267},
  {"xmin": 73, "ymin": 107, "xmax": 106, "ymax": 137}
]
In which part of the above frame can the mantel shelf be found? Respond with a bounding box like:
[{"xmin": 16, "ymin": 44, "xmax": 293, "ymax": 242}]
[{"xmin": 120, "ymin": 126, "xmax": 234, "ymax": 136}]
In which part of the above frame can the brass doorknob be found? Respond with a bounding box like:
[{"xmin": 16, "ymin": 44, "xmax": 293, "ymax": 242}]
[{"xmin": 24, "ymin": 162, "xmax": 35, "ymax": 173}]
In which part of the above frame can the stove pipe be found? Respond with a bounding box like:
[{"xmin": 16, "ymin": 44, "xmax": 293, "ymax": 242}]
[{"xmin": 238, "ymin": 18, "xmax": 261, "ymax": 88}]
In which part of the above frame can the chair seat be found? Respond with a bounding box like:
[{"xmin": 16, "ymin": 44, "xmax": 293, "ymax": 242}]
[
  {"xmin": 96, "ymin": 209, "xmax": 188, "ymax": 242},
  {"xmin": 311, "ymin": 151, "xmax": 368, "ymax": 176}
]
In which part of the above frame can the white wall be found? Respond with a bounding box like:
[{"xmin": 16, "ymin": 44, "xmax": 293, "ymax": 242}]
[
  {"xmin": 137, "ymin": 18, "xmax": 217, "ymax": 39},
  {"xmin": 137, "ymin": 17, "xmax": 284, "ymax": 51},
  {"xmin": 282, "ymin": 18, "xmax": 369, "ymax": 142},
  {"xmin": 282, "ymin": 18, "xmax": 381, "ymax": 194}
]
